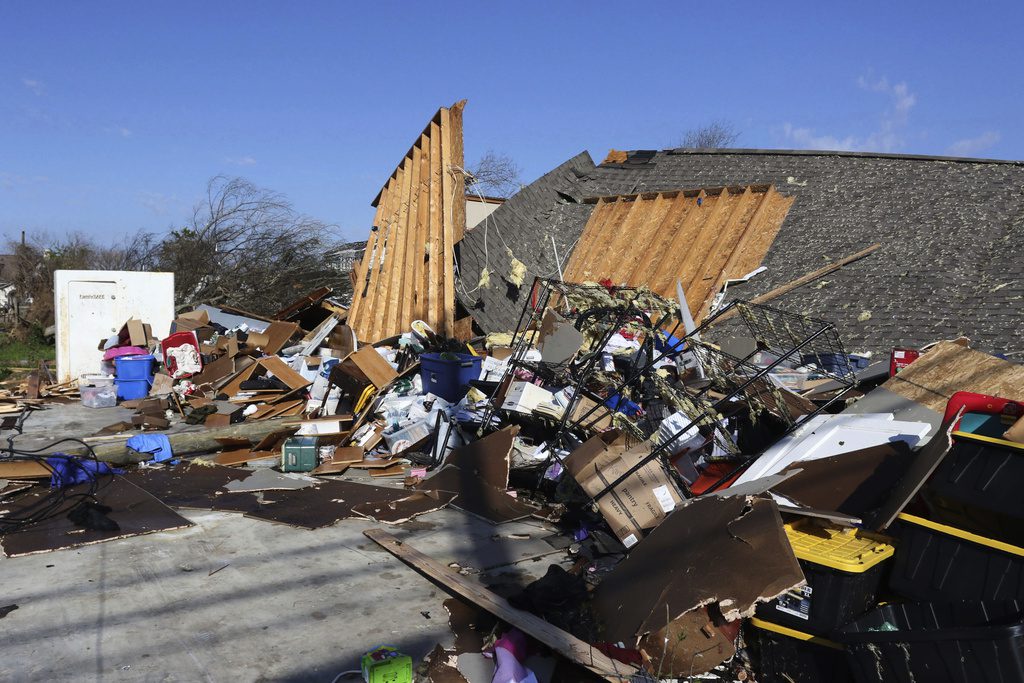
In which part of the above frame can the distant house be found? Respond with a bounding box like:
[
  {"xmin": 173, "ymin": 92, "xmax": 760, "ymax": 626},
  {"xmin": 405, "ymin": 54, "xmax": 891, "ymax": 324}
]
[
  {"xmin": 466, "ymin": 195, "xmax": 505, "ymax": 230},
  {"xmin": 331, "ymin": 241, "xmax": 367, "ymax": 273},
  {"xmin": 456, "ymin": 148, "xmax": 1024, "ymax": 356}
]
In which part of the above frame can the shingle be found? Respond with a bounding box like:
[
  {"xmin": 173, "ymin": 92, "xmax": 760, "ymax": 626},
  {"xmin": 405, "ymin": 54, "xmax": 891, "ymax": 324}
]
[{"xmin": 457, "ymin": 148, "xmax": 1024, "ymax": 356}]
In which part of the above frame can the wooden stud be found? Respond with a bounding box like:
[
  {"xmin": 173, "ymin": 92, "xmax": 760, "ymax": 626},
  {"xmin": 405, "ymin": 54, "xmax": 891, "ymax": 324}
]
[
  {"xmin": 632, "ymin": 191, "xmax": 692, "ymax": 287},
  {"xmin": 414, "ymin": 133, "xmax": 432, "ymax": 323},
  {"xmin": 397, "ymin": 144, "xmax": 422, "ymax": 333},
  {"xmin": 428, "ymin": 120, "xmax": 444, "ymax": 331},
  {"xmin": 439, "ymin": 106, "xmax": 456, "ymax": 336}
]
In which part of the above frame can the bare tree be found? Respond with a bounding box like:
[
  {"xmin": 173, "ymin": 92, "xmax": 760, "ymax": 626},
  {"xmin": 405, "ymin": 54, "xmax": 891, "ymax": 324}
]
[
  {"xmin": 678, "ymin": 120, "xmax": 740, "ymax": 149},
  {"xmin": 466, "ymin": 151, "xmax": 522, "ymax": 198},
  {"xmin": 156, "ymin": 176, "xmax": 342, "ymax": 314}
]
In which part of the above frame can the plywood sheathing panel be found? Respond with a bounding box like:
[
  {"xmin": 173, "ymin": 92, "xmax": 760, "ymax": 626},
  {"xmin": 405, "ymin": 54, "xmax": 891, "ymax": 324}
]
[
  {"xmin": 349, "ymin": 100, "xmax": 467, "ymax": 342},
  {"xmin": 563, "ymin": 185, "xmax": 794, "ymax": 321}
]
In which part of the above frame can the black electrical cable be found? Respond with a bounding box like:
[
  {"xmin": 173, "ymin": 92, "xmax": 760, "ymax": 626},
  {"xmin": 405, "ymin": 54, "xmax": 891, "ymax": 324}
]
[{"xmin": 0, "ymin": 434, "xmax": 117, "ymax": 533}]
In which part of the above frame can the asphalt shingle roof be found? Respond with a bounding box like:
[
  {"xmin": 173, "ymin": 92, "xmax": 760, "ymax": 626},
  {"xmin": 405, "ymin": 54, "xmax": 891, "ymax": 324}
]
[{"xmin": 456, "ymin": 148, "xmax": 1024, "ymax": 356}]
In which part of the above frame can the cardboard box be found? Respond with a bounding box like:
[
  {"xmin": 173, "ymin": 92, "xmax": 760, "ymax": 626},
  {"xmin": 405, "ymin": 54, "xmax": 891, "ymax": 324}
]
[
  {"xmin": 173, "ymin": 310, "xmax": 211, "ymax": 333},
  {"xmin": 219, "ymin": 356, "xmax": 310, "ymax": 398},
  {"xmin": 329, "ymin": 346, "xmax": 397, "ymax": 398},
  {"xmin": 564, "ymin": 430, "xmax": 684, "ymax": 547}
]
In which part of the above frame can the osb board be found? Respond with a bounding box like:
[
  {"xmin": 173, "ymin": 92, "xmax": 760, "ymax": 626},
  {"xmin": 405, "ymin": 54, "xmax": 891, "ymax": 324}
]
[
  {"xmin": 1, "ymin": 477, "xmax": 193, "ymax": 557},
  {"xmin": 348, "ymin": 100, "xmax": 467, "ymax": 342},
  {"xmin": 882, "ymin": 341, "xmax": 1024, "ymax": 413},
  {"xmin": 564, "ymin": 185, "xmax": 794, "ymax": 321}
]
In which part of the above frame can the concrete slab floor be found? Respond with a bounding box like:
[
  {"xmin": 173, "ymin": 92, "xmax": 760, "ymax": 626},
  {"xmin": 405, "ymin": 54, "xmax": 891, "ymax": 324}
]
[{"xmin": 0, "ymin": 503, "xmax": 561, "ymax": 682}]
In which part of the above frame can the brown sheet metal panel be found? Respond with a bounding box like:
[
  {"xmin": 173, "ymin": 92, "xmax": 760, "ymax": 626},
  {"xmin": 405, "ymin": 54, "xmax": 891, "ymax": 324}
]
[
  {"xmin": 564, "ymin": 185, "xmax": 792, "ymax": 321},
  {"xmin": 348, "ymin": 101, "xmax": 467, "ymax": 342}
]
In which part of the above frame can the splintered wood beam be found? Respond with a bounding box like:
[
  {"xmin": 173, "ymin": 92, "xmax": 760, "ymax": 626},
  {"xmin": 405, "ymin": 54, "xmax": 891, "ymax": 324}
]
[{"xmin": 362, "ymin": 529, "xmax": 640, "ymax": 682}]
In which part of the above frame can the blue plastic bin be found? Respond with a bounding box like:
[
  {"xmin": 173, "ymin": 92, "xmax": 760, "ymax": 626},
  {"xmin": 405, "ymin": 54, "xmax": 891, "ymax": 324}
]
[
  {"xmin": 420, "ymin": 353, "xmax": 482, "ymax": 402},
  {"xmin": 115, "ymin": 378, "xmax": 151, "ymax": 400},
  {"xmin": 800, "ymin": 353, "xmax": 867, "ymax": 376},
  {"xmin": 114, "ymin": 354, "xmax": 157, "ymax": 380}
]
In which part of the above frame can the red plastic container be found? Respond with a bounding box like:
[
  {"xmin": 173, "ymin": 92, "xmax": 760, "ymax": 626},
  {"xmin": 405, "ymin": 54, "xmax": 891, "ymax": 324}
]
[{"xmin": 889, "ymin": 347, "xmax": 920, "ymax": 377}]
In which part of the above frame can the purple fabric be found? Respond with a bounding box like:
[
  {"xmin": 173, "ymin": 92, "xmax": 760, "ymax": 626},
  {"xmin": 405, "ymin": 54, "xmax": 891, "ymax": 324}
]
[{"xmin": 491, "ymin": 629, "xmax": 537, "ymax": 683}]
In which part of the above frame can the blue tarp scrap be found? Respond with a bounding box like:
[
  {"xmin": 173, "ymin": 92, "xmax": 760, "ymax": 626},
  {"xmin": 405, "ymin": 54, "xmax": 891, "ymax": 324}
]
[
  {"xmin": 46, "ymin": 455, "xmax": 122, "ymax": 489},
  {"xmin": 125, "ymin": 434, "xmax": 173, "ymax": 463}
]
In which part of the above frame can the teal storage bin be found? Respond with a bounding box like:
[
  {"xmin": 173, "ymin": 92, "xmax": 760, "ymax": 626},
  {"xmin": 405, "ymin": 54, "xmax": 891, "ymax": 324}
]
[{"xmin": 282, "ymin": 436, "xmax": 319, "ymax": 472}]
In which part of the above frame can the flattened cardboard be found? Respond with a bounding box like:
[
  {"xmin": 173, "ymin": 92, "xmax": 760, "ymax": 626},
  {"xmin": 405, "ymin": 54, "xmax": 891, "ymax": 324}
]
[
  {"xmin": 592, "ymin": 496, "xmax": 803, "ymax": 675},
  {"xmin": 351, "ymin": 490, "xmax": 457, "ymax": 524},
  {"xmin": 536, "ymin": 309, "xmax": 585, "ymax": 364},
  {"xmin": 220, "ymin": 355, "xmax": 310, "ymax": 398},
  {"xmin": 871, "ymin": 413, "xmax": 960, "ymax": 531},
  {"xmin": 262, "ymin": 321, "xmax": 301, "ymax": 355},
  {"xmin": 1, "ymin": 477, "xmax": 193, "ymax": 557},
  {"xmin": 244, "ymin": 479, "xmax": 410, "ymax": 529},
  {"xmin": 330, "ymin": 346, "xmax": 397, "ymax": 395},
  {"xmin": 213, "ymin": 449, "xmax": 277, "ymax": 466},
  {"xmin": 369, "ymin": 463, "xmax": 406, "ymax": 477},
  {"xmin": 564, "ymin": 430, "xmax": 683, "ymax": 547},
  {"xmin": 414, "ymin": 427, "xmax": 532, "ymax": 523},
  {"xmin": 774, "ymin": 442, "xmax": 915, "ymax": 520}
]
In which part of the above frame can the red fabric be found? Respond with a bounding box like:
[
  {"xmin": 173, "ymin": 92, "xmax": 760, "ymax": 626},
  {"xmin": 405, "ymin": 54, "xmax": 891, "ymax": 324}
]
[{"xmin": 689, "ymin": 462, "xmax": 742, "ymax": 495}]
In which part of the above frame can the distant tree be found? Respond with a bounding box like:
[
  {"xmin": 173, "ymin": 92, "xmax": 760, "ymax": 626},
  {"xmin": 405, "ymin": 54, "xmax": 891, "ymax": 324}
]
[
  {"xmin": 154, "ymin": 176, "xmax": 343, "ymax": 314},
  {"xmin": 466, "ymin": 151, "xmax": 522, "ymax": 198},
  {"xmin": 678, "ymin": 120, "xmax": 740, "ymax": 149}
]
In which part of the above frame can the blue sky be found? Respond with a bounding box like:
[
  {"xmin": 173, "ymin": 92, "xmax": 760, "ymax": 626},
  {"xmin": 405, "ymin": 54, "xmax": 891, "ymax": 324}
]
[{"xmin": 2, "ymin": 1, "xmax": 1021, "ymax": 243}]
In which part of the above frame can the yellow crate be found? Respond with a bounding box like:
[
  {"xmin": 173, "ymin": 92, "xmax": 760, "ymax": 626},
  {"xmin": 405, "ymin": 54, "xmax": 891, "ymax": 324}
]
[{"xmin": 784, "ymin": 520, "xmax": 895, "ymax": 573}]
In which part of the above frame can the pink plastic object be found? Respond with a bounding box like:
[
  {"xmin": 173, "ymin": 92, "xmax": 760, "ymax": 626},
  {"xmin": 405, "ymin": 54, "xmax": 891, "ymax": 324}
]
[{"xmin": 102, "ymin": 345, "xmax": 149, "ymax": 361}]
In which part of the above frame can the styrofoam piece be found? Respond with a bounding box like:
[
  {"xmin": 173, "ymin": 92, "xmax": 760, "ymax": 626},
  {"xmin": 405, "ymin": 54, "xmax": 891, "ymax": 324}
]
[{"xmin": 734, "ymin": 413, "xmax": 931, "ymax": 486}]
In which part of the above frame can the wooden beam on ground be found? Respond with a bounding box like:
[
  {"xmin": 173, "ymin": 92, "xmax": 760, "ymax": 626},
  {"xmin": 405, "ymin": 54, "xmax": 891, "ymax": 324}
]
[
  {"xmin": 65, "ymin": 417, "xmax": 298, "ymax": 465},
  {"xmin": 362, "ymin": 529, "xmax": 640, "ymax": 682}
]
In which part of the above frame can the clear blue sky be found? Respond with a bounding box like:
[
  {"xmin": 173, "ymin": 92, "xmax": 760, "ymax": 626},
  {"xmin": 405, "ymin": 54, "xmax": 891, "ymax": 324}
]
[{"xmin": 2, "ymin": 1, "xmax": 1021, "ymax": 243}]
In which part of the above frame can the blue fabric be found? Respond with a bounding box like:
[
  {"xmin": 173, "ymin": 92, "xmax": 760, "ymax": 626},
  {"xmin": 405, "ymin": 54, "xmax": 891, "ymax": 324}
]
[
  {"xmin": 46, "ymin": 455, "xmax": 121, "ymax": 489},
  {"xmin": 125, "ymin": 433, "xmax": 173, "ymax": 462}
]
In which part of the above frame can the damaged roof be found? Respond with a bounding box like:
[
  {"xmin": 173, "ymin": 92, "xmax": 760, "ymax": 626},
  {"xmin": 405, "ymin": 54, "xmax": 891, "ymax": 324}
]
[{"xmin": 457, "ymin": 147, "xmax": 1024, "ymax": 355}]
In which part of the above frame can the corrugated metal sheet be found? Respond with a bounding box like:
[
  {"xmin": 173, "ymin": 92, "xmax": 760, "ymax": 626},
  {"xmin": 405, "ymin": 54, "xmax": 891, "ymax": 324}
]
[
  {"xmin": 348, "ymin": 100, "xmax": 466, "ymax": 342},
  {"xmin": 562, "ymin": 185, "xmax": 794, "ymax": 321}
]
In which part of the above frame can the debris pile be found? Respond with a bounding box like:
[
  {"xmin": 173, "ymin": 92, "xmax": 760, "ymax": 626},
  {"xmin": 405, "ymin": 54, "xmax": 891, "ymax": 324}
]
[{"xmin": 3, "ymin": 100, "xmax": 1024, "ymax": 683}]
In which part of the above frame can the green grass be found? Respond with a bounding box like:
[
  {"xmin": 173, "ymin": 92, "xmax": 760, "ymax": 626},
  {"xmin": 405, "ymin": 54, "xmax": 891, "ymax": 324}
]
[{"xmin": 0, "ymin": 335, "xmax": 56, "ymax": 364}]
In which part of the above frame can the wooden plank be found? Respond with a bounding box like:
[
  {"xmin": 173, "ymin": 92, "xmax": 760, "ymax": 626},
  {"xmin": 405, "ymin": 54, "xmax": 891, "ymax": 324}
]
[
  {"xmin": 357, "ymin": 178, "xmax": 395, "ymax": 341},
  {"xmin": 397, "ymin": 143, "xmax": 422, "ymax": 333},
  {"xmin": 352, "ymin": 191, "xmax": 389, "ymax": 340},
  {"xmin": 714, "ymin": 243, "xmax": 882, "ymax": 323},
  {"xmin": 368, "ymin": 171, "xmax": 399, "ymax": 342},
  {"xmin": 883, "ymin": 341, "xmax": 1024, "ymax": 413},
  {"xmin": 363, "ymin": 529, "xmax": 639, "ymax": 681},
  {"xmin": 587, "ymin": 197, "xmax": 646, "ymax": 284},
  {"xmin": 682, "ymin": 188, "xmax": 735, "ymax": 299},
  {"xmin": 695, "ymin": 186, "xmax": 778, "ymax": 317},
  {"xmin": 439, "ymin": 106, "xmax": 456, "ymax": 336},
  {"xmin": 622, "ymin": 193, "xmax": 672, "ymax": 286},
  {"xmin": 564, "ymin": 198, "xmax": 619, "ymax": 282},
  {"xmin": 449, "ymin": 100, "xmax": 467, "ymax": 244},
  {"xmin": 631, "ymin": 191, "xmax": 693, "ymax": 287},
  {"xmin": 414, "ymin": 132, "xmax": 432, "ymax": 323},
  {"xmin": 384, "ymin": 162, "xmax": 414, "ymax": 336},
  {"xmin": 427, "ymin": 119, "xmax": 444, "ymax": 331},
  {"xmin": 650, "ymin": 189, "xmax": 708, "ymax": 296},
  {"xmin": 730, "ymin": 192, "xmax": 795, "ymax": 278},
  {"xmin": 688, "ymin": 186, "xmax": 756, "ymax": 312}
]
